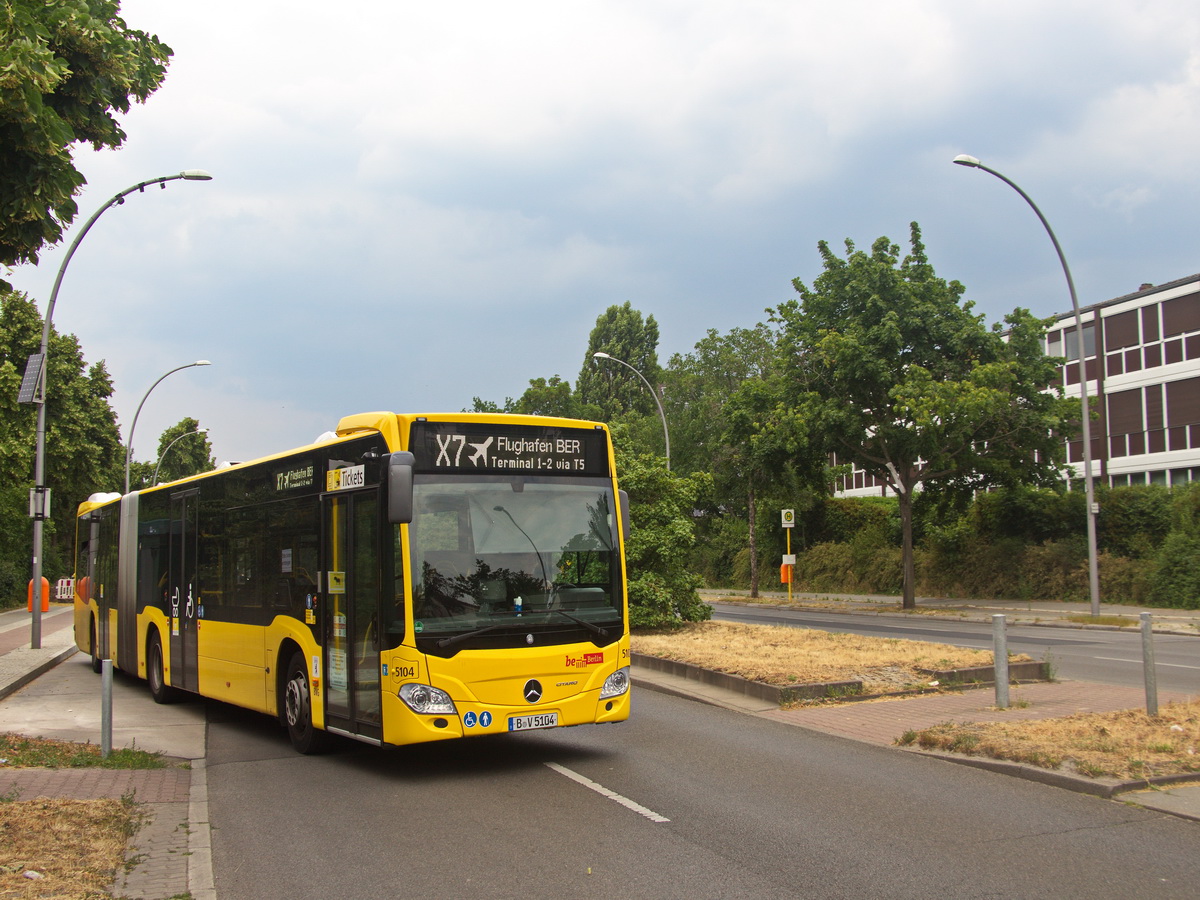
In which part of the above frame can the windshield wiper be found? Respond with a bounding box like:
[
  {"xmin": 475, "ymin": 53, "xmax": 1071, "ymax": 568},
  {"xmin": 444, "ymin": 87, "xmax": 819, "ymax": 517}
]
[
  {"xmin": 435, "ymin": 609, "xmax": 610, "ymax": 649},
  {"xmin": 548, "ymin": 608, "xmax": 608, "ymax": 639},
  {"xmin": 436, "ymin": 622, "xmax": 515, "ymax": 649}
]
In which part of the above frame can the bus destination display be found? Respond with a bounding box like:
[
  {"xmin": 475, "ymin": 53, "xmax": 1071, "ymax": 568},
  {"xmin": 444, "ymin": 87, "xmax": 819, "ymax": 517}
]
[{"xmin": 410, "ymin": 421, "xmax": 608, "ymax": 476}]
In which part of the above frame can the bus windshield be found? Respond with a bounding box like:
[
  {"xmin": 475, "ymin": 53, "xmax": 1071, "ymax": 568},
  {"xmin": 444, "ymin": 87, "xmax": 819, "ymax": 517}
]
[{"xmin": 409, "ymin": 475, "xmax": 622, "ymax": 650}]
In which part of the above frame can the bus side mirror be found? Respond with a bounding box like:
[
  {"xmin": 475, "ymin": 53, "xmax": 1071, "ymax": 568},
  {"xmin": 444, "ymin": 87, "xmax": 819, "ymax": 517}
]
[
  {"xmin": 619, "ymin": 490, "xmax": 630, "ymax": 543},
  {"xmin": 387, "ymin": 452, "xmax": 415, "ymax": 524}
]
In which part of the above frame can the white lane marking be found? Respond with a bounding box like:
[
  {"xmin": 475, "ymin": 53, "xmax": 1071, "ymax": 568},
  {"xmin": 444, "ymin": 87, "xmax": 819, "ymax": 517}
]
[
  {"xmin": 1094, "ymin": 656, "xmax": 1200, "ymax": 670},
  {"xmin": 545, "ymin": 762, "xmax": 670, "ymax": 823}
]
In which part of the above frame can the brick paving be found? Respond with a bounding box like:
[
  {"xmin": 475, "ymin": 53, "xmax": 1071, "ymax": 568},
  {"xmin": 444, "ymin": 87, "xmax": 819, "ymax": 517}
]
[{"xmin": 0, "ymin": 766, "xmax": 191, "ymax": 802}]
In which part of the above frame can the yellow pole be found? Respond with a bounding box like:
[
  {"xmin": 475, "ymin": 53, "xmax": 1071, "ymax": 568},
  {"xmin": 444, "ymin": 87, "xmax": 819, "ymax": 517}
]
[{"xmin": 786, "ymin": 527, "xmax": 793, "ymax": 602}]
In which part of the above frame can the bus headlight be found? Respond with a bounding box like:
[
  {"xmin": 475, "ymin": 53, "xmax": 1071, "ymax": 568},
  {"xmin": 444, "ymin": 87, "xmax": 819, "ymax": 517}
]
[
  {"xmin": 399, "ymin": 683, "xmax": 457, "ymax": 715},
  {"xmin": 599, "ymin": 666, "xmax": 630, "ymax": 699}
]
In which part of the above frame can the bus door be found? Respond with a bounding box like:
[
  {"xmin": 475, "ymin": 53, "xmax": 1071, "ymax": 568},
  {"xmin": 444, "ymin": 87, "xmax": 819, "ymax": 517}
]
[
  {"xmin": 321, "ymin": 489, "xmax": 382, "ymax": 740},
  {"xmin": 168, "ymin": 489, "xmax": 200, "ymax": 692}
]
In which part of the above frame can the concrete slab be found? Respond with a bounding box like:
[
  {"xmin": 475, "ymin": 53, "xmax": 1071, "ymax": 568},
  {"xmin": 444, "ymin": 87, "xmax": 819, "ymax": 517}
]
[{"xmin": 0, "ymin": 653, "xmax": 207, "ymax": 761}]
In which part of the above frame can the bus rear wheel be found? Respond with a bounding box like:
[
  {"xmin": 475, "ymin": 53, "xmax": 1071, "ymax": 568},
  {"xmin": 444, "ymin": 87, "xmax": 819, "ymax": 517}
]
[
  {"xmin": 284, "ymin": 652, "xmax": 329, "ymax": 754},
  {"xmin": 147, "ymin": 631, "xmax": 180, "ymax": 704}
]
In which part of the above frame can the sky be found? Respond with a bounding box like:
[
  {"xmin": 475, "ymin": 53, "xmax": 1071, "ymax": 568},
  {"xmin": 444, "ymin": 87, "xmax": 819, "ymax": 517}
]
[{"xmin": 7, "ymin": 0, "xmax": 1200, "ymax": 466}]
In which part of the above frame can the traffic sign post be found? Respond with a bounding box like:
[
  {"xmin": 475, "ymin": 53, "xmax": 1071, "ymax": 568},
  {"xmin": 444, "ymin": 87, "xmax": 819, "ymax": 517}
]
[{"xmin": 781, "ymin": 509, "xmax": 795, "ymax": 601}]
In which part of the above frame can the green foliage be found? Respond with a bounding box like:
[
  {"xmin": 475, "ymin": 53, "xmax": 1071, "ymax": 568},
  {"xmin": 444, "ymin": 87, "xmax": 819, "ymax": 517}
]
[
  {"xmin": 0, "ymin": 290, "xmax": 123, "ymax": 594},
  {"xmin": 774, "ymin": 222, "xmax": 1072, "ymax": 607},
  {"xmin": 969, "ymin": 484, "xmax": 1082, "ymax": 544},
  {"xmin": 468, "ymin": 395, "xmax": 515, "ymax": 413},
  {"xmin": 664, "ymin": 323, "xmax": 826, "ymax": 595},
  {"xmin": 1096, "ymin": 484, "xmax": 1171, "ymax": 558},
  {"xmin": 576, "ymin": 303, "xmax": 663, "ymax": 424},
  {"xmin": 689, "ymin": 513, "xmax": 749, "ymax": 586},
  {"xmin": 792, "ymin": 541, "xmax": 902, "ymax": 594},
  {"xmin": 615, "ymin": 441, "xmax": 712, "ymax": 629},
  {"xmin": 811, "ymin": 496, "xmax": 897, "ymax": 547},
  {"xmin": 132, "ymin": 417, "xmax": 214, "ymax": 487},
  {"xmin": 1147, "ymin": 485, "xmax": 1200, "ymax": 608},
  {"xmin": 0, "ymin": 0, "xmax": 173, "ymax": 272}
]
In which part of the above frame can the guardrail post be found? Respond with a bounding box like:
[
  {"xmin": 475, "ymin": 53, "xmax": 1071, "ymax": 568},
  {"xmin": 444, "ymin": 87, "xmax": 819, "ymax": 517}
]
[
  {"xmin": 992, "ymin": 614, "xmax": 1009, "ymax": 709},
  {"xmin": 1141, "ymin": 612, "xmax": 1159, "ymax": 717}
]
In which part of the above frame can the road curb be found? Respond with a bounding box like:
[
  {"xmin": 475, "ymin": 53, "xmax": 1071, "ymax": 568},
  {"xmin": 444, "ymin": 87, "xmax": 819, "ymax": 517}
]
[{"xmin": 904, "ymin": 749, "xmax": 1200, "ymax": 799}]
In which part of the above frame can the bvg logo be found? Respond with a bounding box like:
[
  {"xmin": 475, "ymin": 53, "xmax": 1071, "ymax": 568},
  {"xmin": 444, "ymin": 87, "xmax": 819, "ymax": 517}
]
[
  {"xmin": 435, "ymin": 434, "xmax": 494, "ymax": 467},
  {"xmin": 565, "ymin": 652, "xmax": 604, "ymax": 668}
]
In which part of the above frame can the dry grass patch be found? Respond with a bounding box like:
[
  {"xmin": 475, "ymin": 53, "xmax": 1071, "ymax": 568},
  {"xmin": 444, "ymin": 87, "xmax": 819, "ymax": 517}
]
[
  {"xmin": 0, "ymin": 793, "xmax": 142, "ymax": 899},
  {"xmin": 898, "ymin": 699, "xmax": 1200, "ymax": 779},
  {"xmin": 632, "ymin": 620, "xmax": 1016, "ymax": 693},
  {"xmin": 0, "ymin": 733, "xmax": 177, "ymax": 898}
]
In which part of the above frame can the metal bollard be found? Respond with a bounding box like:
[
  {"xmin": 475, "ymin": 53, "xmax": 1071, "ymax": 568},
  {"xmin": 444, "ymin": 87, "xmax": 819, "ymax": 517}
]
[
  {"xmin": 1141, "ymin": 612, "xmax": 1159, "ymax": 717},
  {"xmin": 101, "ymin": 659, "xmax": 113, "ymax": 758},
  {"xmin": 992, "ymin": 614, "xmax": 1009, "ymax": 709}
]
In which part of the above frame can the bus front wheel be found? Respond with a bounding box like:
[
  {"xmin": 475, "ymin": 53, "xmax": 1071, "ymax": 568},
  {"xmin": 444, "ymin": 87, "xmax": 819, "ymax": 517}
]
[{"xmin": 284, "ymin": 652, "xmax": 329, "ymax": 754}]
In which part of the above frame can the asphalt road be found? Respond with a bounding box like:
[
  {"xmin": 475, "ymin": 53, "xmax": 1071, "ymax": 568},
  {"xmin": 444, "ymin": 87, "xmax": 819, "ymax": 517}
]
[
  {"xmin": 206, "ymin": 688, "xmax": 1199, "ymax": 899},
  {"xmin": 710, "ymin": 601, "xmax": 1200, "ymax": 693}
]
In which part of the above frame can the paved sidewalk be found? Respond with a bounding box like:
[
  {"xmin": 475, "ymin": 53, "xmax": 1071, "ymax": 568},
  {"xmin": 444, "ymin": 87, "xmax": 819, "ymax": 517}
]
[{"xmin": 0, "ymin": 604, "xmax": 213, "ymax": 900}]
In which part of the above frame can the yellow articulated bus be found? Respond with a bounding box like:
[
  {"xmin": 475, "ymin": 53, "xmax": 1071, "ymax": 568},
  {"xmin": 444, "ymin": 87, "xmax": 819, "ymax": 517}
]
[{"xmin": 73, "ymin": 412, "xmax": 631, "ymax": 753}]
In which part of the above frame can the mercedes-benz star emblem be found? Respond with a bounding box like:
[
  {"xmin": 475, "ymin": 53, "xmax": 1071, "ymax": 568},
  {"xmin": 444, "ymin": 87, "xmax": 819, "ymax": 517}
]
[{"xmin": 524, "ymin": 680, "xmax": 543, "ymax": 703}]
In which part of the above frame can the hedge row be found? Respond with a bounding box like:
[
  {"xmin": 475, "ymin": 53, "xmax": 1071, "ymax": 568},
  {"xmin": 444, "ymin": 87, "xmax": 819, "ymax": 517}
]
[{"xmin": 696, "ymin": 484, "xmax": 1200, "ymax": 609}]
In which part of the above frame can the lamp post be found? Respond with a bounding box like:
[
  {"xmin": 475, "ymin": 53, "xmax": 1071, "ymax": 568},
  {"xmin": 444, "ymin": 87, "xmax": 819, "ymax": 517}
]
[
  {"xmin": 125, "ymin": 361, "xmax": 212, "ymax": 492},
  {"xmin": 592, "ymin": 351, "xmax": 670, "ymax": 469},
  {"xmin": 23, "ymin": 170, "xmax": 213, "ymax": 648},
  {"xmin": 953, "ymin": 154, "xmax": 1101, "ymax": 616},
  {"xmin": 153, "ymin": 428, "xmax": 210, "ymax": 486}
]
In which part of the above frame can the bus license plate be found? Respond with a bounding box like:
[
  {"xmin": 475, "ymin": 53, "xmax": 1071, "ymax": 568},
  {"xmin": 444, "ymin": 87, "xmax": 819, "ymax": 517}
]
[{"xmin": 508, "ymin": 713, "xmax": 559, "ymax": 732}]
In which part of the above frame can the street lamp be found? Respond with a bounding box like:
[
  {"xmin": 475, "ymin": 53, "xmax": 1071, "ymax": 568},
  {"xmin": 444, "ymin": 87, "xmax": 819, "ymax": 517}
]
[
  {"xmin": 22, "ymin": 170, "xmax": 213, "ymax": 648},
  {"xmin": 592, "ymin": 351, "xmax": 671, "ymax": 469},
  {"xmin": 125, "ymin": 361, "xmax": 212, "ymax": 492},
  {"xmin": 153, "ymin": 428, "xmax": 210, "ymax": 486},
  {"xmin": 952, "ymin": 154, "xmax": 1101, "ymax": 616}
]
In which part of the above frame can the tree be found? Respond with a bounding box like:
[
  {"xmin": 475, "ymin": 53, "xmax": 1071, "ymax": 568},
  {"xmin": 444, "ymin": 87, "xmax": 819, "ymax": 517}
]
[
  {"xmin": 774, "ymin": 223, "xmax": 1071, "ymax": 609},
  {"xmin": 469, "ymin": 396, "xmax": 515, "ymax": 413},
  {"xmin": 0, "ymin": 288, "xmax": 123, "ymax": 599},
  {"xmin": 665, "ymin": 325, "xmax": 822, "ymax": 595},
  {"xmin": 513, "ymin": 375, "xmax": 588, "ymax": 419},
  {"xmin": 129, "ymin": 417, "xmax": 213, "ymax": 488},
  {"xmin": 576, "ymin": 303, "xmax": 663, "ymax": 425},
  {"xmin": 0, "ymin": 0, "xmax": 173, "ymax": 275},
  {"xmin": 614, "ymin": 438, "xmax": 712, "ymax": 629},
  {"xmin": 664, "ymin": 325, "xmax": 778, "ymax": 475}
]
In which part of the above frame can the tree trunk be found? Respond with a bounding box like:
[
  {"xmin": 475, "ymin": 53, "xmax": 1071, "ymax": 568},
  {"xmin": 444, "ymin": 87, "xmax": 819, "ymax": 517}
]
[
  {"xmin": 899, "ymin": 486, "xmax": 916, "ymax": 610},
  {"xmin": 748, "ymin": 484, "xmax": 759, "ymax": 598}
]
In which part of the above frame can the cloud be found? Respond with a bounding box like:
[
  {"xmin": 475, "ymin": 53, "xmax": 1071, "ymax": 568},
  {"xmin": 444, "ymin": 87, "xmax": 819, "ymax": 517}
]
[{"xmin": 9, "ymin": 0, "xmax": 1200, "ymax": 466}]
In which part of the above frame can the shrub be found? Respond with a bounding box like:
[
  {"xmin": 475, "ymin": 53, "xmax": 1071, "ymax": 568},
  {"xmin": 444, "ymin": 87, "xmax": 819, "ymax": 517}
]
[
  {"xmin": 1098, "ymin": 485, "xmax": 1171, "ymax": 558},
  {"xmin": 815, "ymin": 496, "xmax": 896, "ymax": 546},
  {"xmin": 1148, "ymin": 532, "xmax": 1200, "ymax": 609}
]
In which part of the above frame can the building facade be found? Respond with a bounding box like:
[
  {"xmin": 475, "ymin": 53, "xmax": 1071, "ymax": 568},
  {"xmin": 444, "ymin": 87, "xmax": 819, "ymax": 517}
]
[{"xmin": 834, "ymin": 273, "xmax": 1200, "ymax": 496}]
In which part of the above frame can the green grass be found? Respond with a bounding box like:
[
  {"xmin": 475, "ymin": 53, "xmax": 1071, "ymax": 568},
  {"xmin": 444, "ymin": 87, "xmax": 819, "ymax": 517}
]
[{"xmin": 0, "ymin": 733, "xmax": 167, "ymax": 769}]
